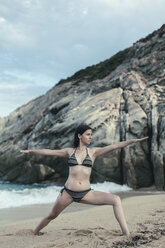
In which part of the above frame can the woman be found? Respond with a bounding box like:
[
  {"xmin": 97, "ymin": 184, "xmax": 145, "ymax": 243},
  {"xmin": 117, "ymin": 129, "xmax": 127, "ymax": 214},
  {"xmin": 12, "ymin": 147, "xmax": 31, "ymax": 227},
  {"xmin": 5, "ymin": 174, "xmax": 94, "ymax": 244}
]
[{"xmin": 20, "ymin": 124, "xmax": 148, "ymax": 236}]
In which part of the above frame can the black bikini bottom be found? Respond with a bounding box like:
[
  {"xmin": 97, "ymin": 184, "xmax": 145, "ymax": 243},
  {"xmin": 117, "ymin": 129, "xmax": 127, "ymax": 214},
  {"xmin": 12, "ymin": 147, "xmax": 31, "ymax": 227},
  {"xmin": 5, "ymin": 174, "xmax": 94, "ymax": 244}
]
[{"xmin": 60, "ymin": 185, "xmax": 92, "ymax": 202}]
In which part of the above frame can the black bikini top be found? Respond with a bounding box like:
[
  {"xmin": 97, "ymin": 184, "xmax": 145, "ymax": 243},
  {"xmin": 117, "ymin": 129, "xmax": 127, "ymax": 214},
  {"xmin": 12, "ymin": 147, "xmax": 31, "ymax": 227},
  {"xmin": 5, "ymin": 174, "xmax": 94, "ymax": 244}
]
[{"xmin": 68, "ymin": 147, "xmax": 93, "ymax": 167}]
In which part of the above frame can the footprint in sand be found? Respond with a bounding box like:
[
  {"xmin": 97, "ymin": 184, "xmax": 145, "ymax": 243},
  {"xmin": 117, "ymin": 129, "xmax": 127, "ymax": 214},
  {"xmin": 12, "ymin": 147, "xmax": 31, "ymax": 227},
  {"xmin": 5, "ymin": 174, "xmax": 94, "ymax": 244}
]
[
  {"xmin": 143, "ymin": 220, "xmax": 154, "ymax": 224},
  {"xmin": 88, "ymin": 239, "xmax": 99, "ymax": 248},
  {"xmin": 33, "ymin": 244, "xmax": 56, "ymax": 248},
  {"xmin": 55, "ymin": 242, "xmax": 73, "ymax": 248},
  {"xmin": 61, "ymin": 228, "xmax": 77, "ymax": 230},
  {"xmin": 89, "ymin": 226, "xmax": 105, "ymax": 230},
  {"xmin": 15, "ymin": 229, "xmax": 45, "ymax": 236},
  {"xmin": 137, "ymin": 223, "xmax": 148, "ymax": 230},
  {"xmin": 15, "ymin": 229, "xmax": 34, "ymax": 236},
  {"xmin": 3, "ymin": 233, "xmax": 14, "ymax": 236},
  {"xmin": 155, "ymin": 210, "xmax": 164, "ymax": 213},
  {"xmin": 73, "ymin": 229, "xmax": 93, "ymax": 236},
  {"xmin": 109, "ymin": 229, "xmax": 122, "ymax": 237}
]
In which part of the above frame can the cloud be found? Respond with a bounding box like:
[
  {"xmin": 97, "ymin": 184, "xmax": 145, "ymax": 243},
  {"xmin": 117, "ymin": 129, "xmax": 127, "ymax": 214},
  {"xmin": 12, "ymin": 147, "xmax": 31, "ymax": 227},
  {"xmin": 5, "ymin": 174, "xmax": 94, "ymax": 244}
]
[
  {"xmin": 0, "ymin": 69, "xmax": 54, "ymax": 87},
  {"xmin": 0, "ymin": 83, "xmax": 28, "ymax": 90},
  {"xmin": 0, "ymin": 69, "xmax": 55, "ymax": 117},
  {"xmin": 0, "ymin": 17, "xmax": 5, "ymax": 22},
  {"xmin": 0, "ymin": 0, "xmax": 165, "ymax": 117},
  {"xmin": 0, "ymin": 12, "xmax": 34, "ymax": 49}
]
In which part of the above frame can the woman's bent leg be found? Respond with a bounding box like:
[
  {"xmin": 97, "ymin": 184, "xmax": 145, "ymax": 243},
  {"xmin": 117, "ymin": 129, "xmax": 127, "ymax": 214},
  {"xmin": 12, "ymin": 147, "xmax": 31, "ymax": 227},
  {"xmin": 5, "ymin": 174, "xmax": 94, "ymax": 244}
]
[
  {"xmin": 33, "ymin": 190, "xmax": 73, "ymax": 235},
  {"xmin": 80, "ymin": 190, "xmax": 130, "ymax": 236}
]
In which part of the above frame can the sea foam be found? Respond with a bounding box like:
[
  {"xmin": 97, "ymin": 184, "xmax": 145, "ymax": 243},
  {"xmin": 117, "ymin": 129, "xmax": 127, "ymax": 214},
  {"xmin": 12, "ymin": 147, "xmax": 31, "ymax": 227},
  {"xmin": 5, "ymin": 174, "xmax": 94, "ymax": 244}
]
[{"xmin": 0, "ymin": 181, "xmax": 132, "ymax": 209}]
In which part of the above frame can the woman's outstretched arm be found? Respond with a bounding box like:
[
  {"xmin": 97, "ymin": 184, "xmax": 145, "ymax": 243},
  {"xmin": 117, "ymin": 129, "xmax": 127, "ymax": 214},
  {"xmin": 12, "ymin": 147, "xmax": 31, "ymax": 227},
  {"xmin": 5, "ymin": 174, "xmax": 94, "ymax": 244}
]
[
  {"xmin": 93, "ymin": 136, "xmax": 149, "ymax": 158},
  {"xmin": 20, "ymin": 148, "xmax": 70, "ymax": 158}
]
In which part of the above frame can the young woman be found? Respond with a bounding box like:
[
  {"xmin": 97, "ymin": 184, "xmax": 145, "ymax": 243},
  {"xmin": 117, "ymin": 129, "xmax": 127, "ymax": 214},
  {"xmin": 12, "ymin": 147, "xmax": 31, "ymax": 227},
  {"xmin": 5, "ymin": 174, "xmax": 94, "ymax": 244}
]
[{"xmin": 20, "ymin": 124, "xmax": 148, "ymax": 236}]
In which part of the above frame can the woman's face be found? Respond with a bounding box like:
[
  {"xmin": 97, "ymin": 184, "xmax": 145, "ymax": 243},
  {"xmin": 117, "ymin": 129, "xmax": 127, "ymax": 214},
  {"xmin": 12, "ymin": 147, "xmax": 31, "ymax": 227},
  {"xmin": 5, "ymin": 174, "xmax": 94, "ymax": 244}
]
[{"xmin": 78, "ymin": 129, "xmax": 92, "ymax": 145}]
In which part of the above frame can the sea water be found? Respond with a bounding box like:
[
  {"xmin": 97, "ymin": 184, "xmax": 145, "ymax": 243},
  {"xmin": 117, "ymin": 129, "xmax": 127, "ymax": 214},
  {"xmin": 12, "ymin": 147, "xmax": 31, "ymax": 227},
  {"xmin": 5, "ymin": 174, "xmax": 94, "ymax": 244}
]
[{"xmin": 0, "ymin": 181, "xmax": 132, "ymax": 209}]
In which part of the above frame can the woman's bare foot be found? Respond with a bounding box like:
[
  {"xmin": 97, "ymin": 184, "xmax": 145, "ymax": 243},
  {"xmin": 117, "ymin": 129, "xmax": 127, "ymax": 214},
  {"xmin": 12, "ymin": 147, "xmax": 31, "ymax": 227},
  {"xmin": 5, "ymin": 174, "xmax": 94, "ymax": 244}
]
[
  {"xmin": 123, "ymin": 231, "xmax": 130, "ymax": 236},
  {"xmin": 33, "ymin": 230, "xmax": 44, "ymax": 236}
]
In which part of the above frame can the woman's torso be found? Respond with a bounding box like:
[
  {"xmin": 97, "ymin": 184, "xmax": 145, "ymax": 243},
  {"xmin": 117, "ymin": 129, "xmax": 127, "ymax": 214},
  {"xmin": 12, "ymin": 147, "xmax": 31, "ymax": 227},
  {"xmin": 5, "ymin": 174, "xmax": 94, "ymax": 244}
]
[{"xmin": 65, "ymin": 147, "xmax": 95, "ymax": 190}]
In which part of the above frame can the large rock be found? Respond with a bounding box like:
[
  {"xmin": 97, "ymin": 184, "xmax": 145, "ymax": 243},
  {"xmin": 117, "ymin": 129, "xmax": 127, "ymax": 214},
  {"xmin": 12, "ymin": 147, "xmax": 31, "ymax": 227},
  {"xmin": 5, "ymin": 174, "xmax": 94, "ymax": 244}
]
[
  {"xmin": 2, "ymin": 161, "xmax": 55, "ymax": 184},
  {"xmin": 0, "ymin": 24, "xmax": 165, "ymax": 189}
]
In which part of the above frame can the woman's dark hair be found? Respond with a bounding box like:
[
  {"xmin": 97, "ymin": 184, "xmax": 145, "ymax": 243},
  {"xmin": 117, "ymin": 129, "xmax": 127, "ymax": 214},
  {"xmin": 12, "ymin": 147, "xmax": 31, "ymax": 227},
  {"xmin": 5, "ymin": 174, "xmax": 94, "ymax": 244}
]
[{"xmin": 73, "ymin": 124, "xmax": 92, "ymax": 148}]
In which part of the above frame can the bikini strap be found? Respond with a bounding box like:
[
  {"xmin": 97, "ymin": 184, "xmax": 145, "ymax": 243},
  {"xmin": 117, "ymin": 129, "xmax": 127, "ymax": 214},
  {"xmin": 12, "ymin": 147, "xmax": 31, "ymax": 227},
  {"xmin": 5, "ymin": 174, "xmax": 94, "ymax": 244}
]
[
  {"xmin": 86, "ymin": 147, "xmax": 89, "ymax": 154},
  {"xmin": 73, "ymin": 147, "xmax": 77, "ymax": 154}
]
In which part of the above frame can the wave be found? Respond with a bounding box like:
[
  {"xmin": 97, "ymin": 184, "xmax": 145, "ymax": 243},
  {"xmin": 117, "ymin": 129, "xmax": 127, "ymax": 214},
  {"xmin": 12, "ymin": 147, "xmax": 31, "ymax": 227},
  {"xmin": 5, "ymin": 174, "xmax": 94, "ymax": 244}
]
[{"xmin": 0, "ymin": 181, "xmax": 132, "ymax": 209}]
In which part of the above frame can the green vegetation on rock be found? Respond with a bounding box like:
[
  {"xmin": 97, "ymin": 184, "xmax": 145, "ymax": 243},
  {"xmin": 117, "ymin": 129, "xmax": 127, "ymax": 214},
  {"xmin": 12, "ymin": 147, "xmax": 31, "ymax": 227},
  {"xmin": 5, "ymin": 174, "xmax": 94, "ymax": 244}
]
[{"xmin": 58, "ymin": 47, "xmax": 131, "ymax": 85}]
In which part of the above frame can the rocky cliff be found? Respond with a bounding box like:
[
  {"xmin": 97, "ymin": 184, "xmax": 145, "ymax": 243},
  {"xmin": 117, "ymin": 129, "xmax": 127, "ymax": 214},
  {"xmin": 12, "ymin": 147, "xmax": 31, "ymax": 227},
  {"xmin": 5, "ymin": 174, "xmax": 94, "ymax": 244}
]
[{"xmin": 0, "ymin": 24, "xmax": 165, "ymax": 190}]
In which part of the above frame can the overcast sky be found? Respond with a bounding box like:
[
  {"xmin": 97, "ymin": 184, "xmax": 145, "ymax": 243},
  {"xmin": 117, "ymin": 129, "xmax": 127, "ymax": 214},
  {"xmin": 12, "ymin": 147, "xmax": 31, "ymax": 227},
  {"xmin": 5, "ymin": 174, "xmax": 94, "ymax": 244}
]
[{"xmin": 0, "ymin": 0, "xmax": 165, "ymax": 117}]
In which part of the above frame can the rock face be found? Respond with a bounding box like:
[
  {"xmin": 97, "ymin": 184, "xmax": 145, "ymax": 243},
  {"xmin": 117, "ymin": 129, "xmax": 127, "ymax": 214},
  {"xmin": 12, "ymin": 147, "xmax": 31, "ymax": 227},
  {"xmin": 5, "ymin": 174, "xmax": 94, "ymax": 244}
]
[{"xmin": 0, "ymin": 24, "xmax": 165, "ymax": 190}]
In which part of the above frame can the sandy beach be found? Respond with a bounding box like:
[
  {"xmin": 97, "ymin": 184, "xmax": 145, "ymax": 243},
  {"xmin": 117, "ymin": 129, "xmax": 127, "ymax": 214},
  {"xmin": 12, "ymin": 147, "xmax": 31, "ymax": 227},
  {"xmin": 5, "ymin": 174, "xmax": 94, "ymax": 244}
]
[{"xmin": 0, "ymin": 193, "xmax": 165, "ymax": 248}]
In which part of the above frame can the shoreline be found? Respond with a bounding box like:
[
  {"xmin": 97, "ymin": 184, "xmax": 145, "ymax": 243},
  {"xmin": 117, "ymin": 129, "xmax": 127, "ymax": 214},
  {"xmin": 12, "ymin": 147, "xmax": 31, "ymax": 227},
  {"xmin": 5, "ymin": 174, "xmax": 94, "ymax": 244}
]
[{"xmin": 0, "ymin": 189, "xmax": 164, "ymax": 224}]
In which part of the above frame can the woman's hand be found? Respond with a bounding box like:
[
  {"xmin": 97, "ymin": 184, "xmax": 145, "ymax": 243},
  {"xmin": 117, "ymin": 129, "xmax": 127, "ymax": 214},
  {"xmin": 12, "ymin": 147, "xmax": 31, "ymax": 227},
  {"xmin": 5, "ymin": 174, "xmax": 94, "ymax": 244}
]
[
  {"xmin": 20, "ymin": 150, "xmax": 30, "ymax": 154},
  {"xmin": 132, "ymin": 136, "xmax": 149, "ymax": 143}
]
